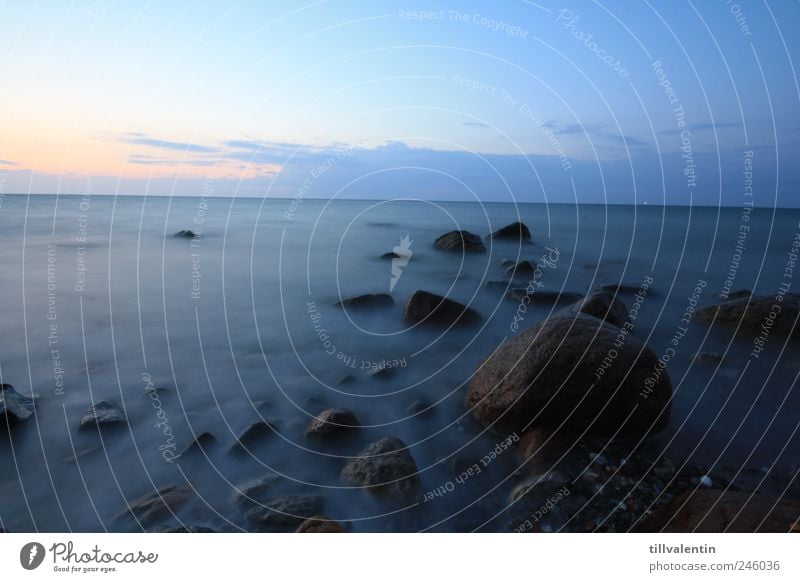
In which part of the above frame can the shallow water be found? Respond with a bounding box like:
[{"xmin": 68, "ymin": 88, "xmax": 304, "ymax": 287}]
[{"xmin": 0, "ymin": 194, "xmax": 798, "ymax": 532}]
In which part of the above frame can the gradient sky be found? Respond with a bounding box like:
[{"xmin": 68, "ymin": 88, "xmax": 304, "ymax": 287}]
[{"xmin": 1, "ymin": 1, "xmax": 798, "ymax": 206}]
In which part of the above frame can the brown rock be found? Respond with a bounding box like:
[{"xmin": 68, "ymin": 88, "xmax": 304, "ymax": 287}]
[
  {"xmin": 296, "ymin": 515, "xmax": 346, "ymax": 533},
  {"xmin": 489, "ymin": 222, "xmax": 532, "ymax": 241},
  {"xmin": 465, "ymin": 313, "xmax": 671, "ymax": 436},
  {"xmin": 696, "ymin": 293, "xmax": 800, "ymax": 337},
  {"xmin": 305, "ymin": 408, "xmax": 360, "ymax": 438},
  {"xmin": 637, "ymin": 490, "xmax": 800, "ymax": 532},
  {"xmin": 564, "ymin": 291, "xmax": 628, "ymax": 327},
  {"xmin": 434, "ymin": 230, "xmax": 486, "ymax": 253},
  {"xmin": 403, "ymin": 290, "xmax": 481, "ymax": 326},
  {"xmin": 341, "ymin": 436, "xmax": 421, "ymax": 503}
]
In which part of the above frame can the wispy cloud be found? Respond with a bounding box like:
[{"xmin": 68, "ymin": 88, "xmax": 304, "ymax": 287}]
[
  {"xmin": 657, "ymin": 121, "xmax": 741, "ymax": 135},
  {"xmin": 0, "ymin": 159, "xmax": 18, "ymax": 166}
]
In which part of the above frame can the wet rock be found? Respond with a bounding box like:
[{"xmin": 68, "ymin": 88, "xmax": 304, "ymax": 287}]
[
  {"xmin": 295, "ymin": 515, "xmax": 346, "ymax": 533},
  {"xmin": 562, "ymin": 291, "xmax": 628, "ymax": 327},
  {"xmin": 305, "ymin": 408, "xmax": 360, "ymax": 438},
  {"xmin": 0, "ymin": 384, "xmax": 36, "ymax": 423},
  {"xmin": 509, "ymin": 471, "xmax": 571, "ymax": 502},
  {"xmin": 637, "ymin": 490, "xmax": 800, "ymax": 532},
  {"xmin": 245, "ymin": 495, "xmax": 324, "ymax": 527},
  {"xmin": 403, "ymin": 290, "xmax": 481, "ymax": 326},
  {"xmin": 78, "ymin": 400, "xmax": 126, "ymax": 428},
  {"xmin": 380, "ymin": 251, "xmax": 409, "ymax": 260},
  {"xmin": 336, "ymin": 374, "xmax": 357, "ymax": 386},
  {"xmin": 180, "ymin": 432, "xmax": 217, "ymax": 456},
  {"xmin": 232, "ymin": 475, "xmax": 281, "ymax": 508},
  {"xmin": 505, "ymin": 260, "xmax": 536, "ymax": 277},
  {"xmin": 485, "ymin": 279, "xmax": 512, "ymax": 289},
  {"xmin": 598, "ymin": 282, "xmax": 649, "ymax": 294},
  {"xmin": 696, "ymin": 293, "xmax": 800, "ymax": 337},
  {"xmin": 434, "ymin": 230, "xmax": 486, "ymax": 253},
  {"xmin": 341, "ymin": 436, "xmax": 421, "ymax": 503},
  {"xmin": 406, "ymin": 400, "xmax": 435, "ymax": 416},
  {"xmin": 229, "ymin": 421, "xmax": 274, "ymax": 454},
  {"xmin": 500, "ymin": 259, "xmax": 516, "ymax": 268},
  {"xmin": 173, "ymin": 230, "xmax": 197, "ymax": 238},
  {"xmin": 334, "ymin": 293, "xmax": 394, "ymax": 309},
  {"xmin": 713, "ymin": 289, "xmax": 751, "ymax": 301},
  {"xmin": 465, "ymin": 313, "xmax": 671, "ymax": 436},
  {"xmin": 123, "ymin": 485, "xmax": 192, "ymax": 526},
  {"xmin": 489, "ymin": 222, "xmax": 532, "ymax": 241}
]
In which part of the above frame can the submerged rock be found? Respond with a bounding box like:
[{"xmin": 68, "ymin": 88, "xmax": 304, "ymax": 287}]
[
  {"xmin": 232, "ymin": 475, "xmax": 281, "ymax": 508},
  {"xmin": 380, "ymin": 251, "xmax": 410, "ymax": 260},
  {"xmin": 434, "ymin": 230, "xmax": 486, "ymax": 253},
  {"xmin": 123, "ymin": 485, "xmax": 192, "ymax": 526},
  {"xmin": 505, "ymin": 260, "xmax": 536, "ymax": 277},
  {"xmin": 245, "ymin": 495, "xmax": 324, "ymax": 527},
  {"xmin": 295, "ymin": 515, "xmax": 346, "ymax": 533},
  {"xmin": 696, "ymin": 293, "xmax": 800, "ymax": 337},
  {"xmin": 465, "ymin": 313, "xmax": 671, "ymax": 436},
  {"xmin": 334, "ymin": 293, "xmax": 394, "ymax": 309},
  {"xmin": 173, "ymin": 230, "xmax": 197, "ymax": 238},
  {"xmin": 180, "ymin": 432, "xmax": 217, "ymax": 456},
  {"xmin": 229, "ymin": 421, "xmax": 274, "ymax": 454},
  {"xmin": 637, "ymin": 490, "xmax": 800, "ymax": 532},
  {"xmin": 78, "ymin": 400, "xmax": 126, "ymax": 428},
  {"xmin": 505, "ymin": 289, "xmax": 583, "ymax": 305},
  {"xmin": 305, "ymin": 408, "xmax": 360, "ymax": 438},
  {"xmin": 341, "ymin": 436, "xmax": 421, "ymax": 503},
  {"xmin": 403, "ymin": 290, "xmax": 481, "ymax": 326},
  {"xmin": 0, "ymin": 384, "xmax": 36, "ymax": 423},
  {"xmin": 489, "ymin": 222, "xmax": 532, "ymax": 241}
]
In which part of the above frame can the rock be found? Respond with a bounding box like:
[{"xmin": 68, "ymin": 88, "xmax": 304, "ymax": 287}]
[
  {"xmin": 637, "ymin": 490, "xmax": 800, "ymax": 532},
  {"xmin": 696, "ymin": 293, "xmax": 800, "ymax": 337},
  {"xmin": 295, "ymin": 515, "xmax": 346, "ymax": 533},
  {"xmin": 485, "ymin": 279, "xmax": 511, "ymax": 289},
  {"xmin": 563, "ymin": 292, "xmax": 628, "ymax": 327},
  {"xmin": 506, "ymin": 289, "xmax": 583, "ymax": 305},
  {"xmin": 713, "ymin": 289, "xmax": 751, "ymax": 301},
  {"xmin": 334, "ymin": 293, "xmax": 394, "ymax": 309},
  {"xmin": 245, "ymin": 495, "xmax": 324, "ymax": 527},
  {"xmin": 229, "ymin": 422, "xmax": 274, "ymax": 454},
  {"xmin": 341, "ymin": 436, "xmax": 421, "ymax": 503},
  {"xmin": 500, "ymin": 259, "xmax": 516, "ymax": 267},
  {"xmin": 598, "ymin": 282, "xmax": 648, "ymax": 294},
  {"xmin": 336, "ymin": 374, "xmax": 357, "ymax": 386},
  {"xmin": 305, "ymin": 409, "xmax": 360, "ymax": 438},
  {"xmin": 509, "ymin": 471, "xmax": 571, "ymax": 502},
  {"xmin": 368, "ymin": 365, "xmax": 397, "ymax": 381},
  {"xmin": 403, "ymin": 290, "xmax": 481, "ymax": 326},
  {"xmin": 380, "ymin": 251, "xmax": 409, "ymax": 260},
  {"xmin": 0, "ymin": 384, "xmax": 36, "ymax": 423},
  {"xmin": 505, "ymin": 260, "xmax": 536, "ymax": 277},
  {"xmin": 489, "ymin": 222, "xmax": 532, "ymax": 241},
  {"xmin": 78, "ymin": 400, "xmax": 126, "ymax": 428},
  {"xmin": 465, "ymin": 313, "xmax": 671, "ymax": 436},
  {"xmin": 434, "ymin": 230, "xmax": 486, "ymax": 253},
  {"xmin": 232, "ymin": 475, "xmax": 281, "ymax": 507},
  {"xmin": 180, "ymin": 432, "xmax": 217, "ymax": 456},
  {"xmin": 692, "ymin": 352, "xmax": 723, "ymax": 365},
  {"xmin": 518, "ymin": 429, "xmax": 569, "ymax": 465},
  {"xmin": 173, "ymin": 230, "xmax": 197, "ymax": 238},
  {"xmin": 123, "ymin": 485, "xmax": 191, "ymax": 525}
]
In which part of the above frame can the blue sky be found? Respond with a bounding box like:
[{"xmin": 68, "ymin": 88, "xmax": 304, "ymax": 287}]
[{"xmin": 0, "ymin": 1, "xmax": 798, "ymax": 206}]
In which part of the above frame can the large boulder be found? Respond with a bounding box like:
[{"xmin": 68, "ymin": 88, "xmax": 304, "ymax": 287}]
[
  {"xmin": 434, "ymin": 230, "xmax": 486, "ymax": 253},
  {"xmin": 403, "ymin": 290, "xmax": 481, "ymax": 326},
  {"xmin": 79, "ymin": 400, "xmax": 126, "ymax": 428},
  {"xmin": 305, "ymin": 408, "xmax": 360, "ymax": 438},
  {"xmin": 341, "ymin": 436, "xmax": 421, "ymax": 503},
  {"xmin": 0, "ymin": 384, "xmax": 36, "ymax": 423},
  {"xmin": 245, "ymin": 495, "xmax": 324, "ymax": 527},
  {"xmin": 696, "ymin": 293, "xmax": 800, "ymax": 337},
  {"xmin": 637, "ymin": 490, "xmax": 800, "ymax": 532},
  {"xmin": 489, "ymin": 222, "xmax": 531, "ymax": 241},
  {"xmin": 465, "ymin": 312, "xmax": 671, "ymax": 436}
]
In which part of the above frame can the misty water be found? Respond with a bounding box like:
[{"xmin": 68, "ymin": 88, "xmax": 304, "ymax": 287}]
[{"xmin": 0, "ymin": 194, "xmax": 798, "ymax": 532}]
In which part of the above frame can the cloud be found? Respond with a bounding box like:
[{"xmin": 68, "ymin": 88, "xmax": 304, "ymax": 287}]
[
  {"xmin": 464, "ymin": 121, "xmax": 490, "ymax": 128},
  {"xmin": 0, "ymin": 159, "xmax": 18, "ymax": 166},
  {"xmin": 120, "ymin": 133, "xmax": 220, "ymax": 154},
  {"xmin": 657, "ymin": 121, "xmax": 741, "ymax": 135}
]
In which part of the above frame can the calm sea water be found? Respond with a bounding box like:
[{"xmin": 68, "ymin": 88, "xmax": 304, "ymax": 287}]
[{"xmin": 0, "ymin": 194, "xmax": 798, "ymax": 531}]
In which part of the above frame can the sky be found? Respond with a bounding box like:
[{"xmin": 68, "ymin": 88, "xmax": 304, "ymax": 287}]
[{"xmin": 0, "ymin": 0, "xmax": 798, "ymax": 206}]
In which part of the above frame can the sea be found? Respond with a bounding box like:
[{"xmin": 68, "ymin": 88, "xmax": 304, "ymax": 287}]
[{"xmin": 0, "ymin": 194, "xmax": 798, "ymax": 532}]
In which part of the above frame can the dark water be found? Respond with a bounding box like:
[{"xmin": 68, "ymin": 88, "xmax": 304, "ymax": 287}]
[{"xmin": 0, "ymin": 194, "xmax": 798, "ymax": 532}]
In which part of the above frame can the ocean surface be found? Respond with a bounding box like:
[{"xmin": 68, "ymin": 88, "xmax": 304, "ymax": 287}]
[{"xmin": 0, "ymin": 194, "xmax": 798, "ymax": 532}]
